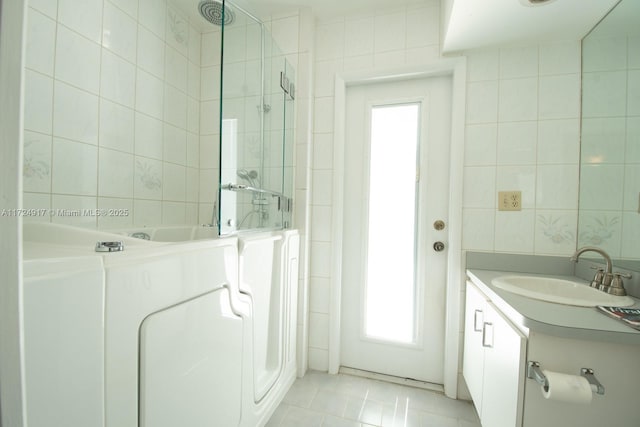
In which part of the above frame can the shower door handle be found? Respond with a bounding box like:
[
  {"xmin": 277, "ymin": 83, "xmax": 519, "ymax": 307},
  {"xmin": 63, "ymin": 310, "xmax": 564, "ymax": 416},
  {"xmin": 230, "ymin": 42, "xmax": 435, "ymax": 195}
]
[{"xmin": 433, "ymin": 241, "xmax": 445, "ymax": 252}]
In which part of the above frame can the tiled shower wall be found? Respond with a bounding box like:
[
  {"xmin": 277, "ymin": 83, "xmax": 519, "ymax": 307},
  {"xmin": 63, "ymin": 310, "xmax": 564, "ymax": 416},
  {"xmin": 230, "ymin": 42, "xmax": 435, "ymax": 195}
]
[{"xmin": 23, "ymin": 0, "xmax": 202, "ymax": 228}]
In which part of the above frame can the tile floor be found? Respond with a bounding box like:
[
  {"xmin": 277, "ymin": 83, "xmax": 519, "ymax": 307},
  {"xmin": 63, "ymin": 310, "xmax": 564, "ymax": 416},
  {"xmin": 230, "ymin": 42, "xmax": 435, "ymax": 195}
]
[{"xmin": 266, "ymin": 371, "xmax": 481, "ymax": 427}]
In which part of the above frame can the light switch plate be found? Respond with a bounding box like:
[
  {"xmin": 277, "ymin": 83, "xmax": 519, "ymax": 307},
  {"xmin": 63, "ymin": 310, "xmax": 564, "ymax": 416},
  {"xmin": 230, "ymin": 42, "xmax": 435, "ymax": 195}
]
[{"xmin": 499, "ymin": 191, "xmax": 522, "ymax": 211}]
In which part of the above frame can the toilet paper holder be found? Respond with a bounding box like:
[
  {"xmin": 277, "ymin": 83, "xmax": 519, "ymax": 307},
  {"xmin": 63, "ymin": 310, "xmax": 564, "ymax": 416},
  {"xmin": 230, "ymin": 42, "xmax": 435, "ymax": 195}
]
[{"xmin": 527, "ymin": 361, "xmax": 605, "ymax": 395}]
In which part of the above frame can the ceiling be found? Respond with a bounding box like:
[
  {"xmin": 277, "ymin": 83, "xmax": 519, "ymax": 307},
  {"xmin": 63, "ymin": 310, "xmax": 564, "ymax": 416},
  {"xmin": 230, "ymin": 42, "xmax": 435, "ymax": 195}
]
[
  {"xmin": 176, "ymin": 0, "xmax": 622, "ymax": 51},
  {"xmin": 442, "ymin": 0, "xmax": 620, "ymax": 52}
]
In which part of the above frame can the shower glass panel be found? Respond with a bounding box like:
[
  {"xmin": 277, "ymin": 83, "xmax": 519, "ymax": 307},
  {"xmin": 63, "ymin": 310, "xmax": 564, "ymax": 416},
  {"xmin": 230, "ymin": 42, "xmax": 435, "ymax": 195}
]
[{"xmin": 218, "ymin": 0, "xmax": 295, "ymax": 235}]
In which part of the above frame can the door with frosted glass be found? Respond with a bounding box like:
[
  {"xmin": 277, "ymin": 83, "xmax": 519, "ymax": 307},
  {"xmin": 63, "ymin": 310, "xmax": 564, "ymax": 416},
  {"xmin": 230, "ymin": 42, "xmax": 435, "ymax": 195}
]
[{"xmin": 340, "ymin": 76, "xmax": 452, "ymax": 384}]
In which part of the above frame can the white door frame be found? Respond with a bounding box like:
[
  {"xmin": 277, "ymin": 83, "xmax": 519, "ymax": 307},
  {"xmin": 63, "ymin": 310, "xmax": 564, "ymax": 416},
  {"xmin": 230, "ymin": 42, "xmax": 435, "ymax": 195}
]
[{"xmin": 328, "ymin": 58, "xmax": 467, "ymax": 399}]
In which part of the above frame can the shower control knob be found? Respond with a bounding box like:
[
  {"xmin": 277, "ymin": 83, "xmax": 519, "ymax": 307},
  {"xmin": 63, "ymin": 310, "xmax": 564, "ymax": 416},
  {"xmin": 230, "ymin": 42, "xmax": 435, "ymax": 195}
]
[{"xmin": 433, "ymin": 241, "xmax": 445, "ymax": 252}]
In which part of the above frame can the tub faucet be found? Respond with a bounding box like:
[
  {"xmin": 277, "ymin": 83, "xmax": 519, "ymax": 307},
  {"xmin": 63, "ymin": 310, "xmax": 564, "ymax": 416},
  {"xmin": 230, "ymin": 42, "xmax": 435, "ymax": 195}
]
[{"xmin": 570, "ymin": 246, "xmax": 613, "ymax": 290}]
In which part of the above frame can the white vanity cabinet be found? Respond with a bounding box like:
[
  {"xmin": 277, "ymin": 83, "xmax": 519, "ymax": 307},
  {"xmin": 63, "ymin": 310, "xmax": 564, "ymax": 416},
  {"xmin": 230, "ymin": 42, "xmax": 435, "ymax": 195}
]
[{"xmin": 463, "ymin": 281, "xmax": 526, "ymax": 427}]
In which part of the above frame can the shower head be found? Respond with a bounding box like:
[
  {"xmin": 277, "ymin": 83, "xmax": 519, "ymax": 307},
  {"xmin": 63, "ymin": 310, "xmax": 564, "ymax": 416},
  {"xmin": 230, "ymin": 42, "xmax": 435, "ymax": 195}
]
[
  {"xmin": 236, "ymin": 169, "xmax": 259, "ymax": 187},
  {"xmin": 198, "ymin": 0, "xmax": 235, "ymax": 26}
]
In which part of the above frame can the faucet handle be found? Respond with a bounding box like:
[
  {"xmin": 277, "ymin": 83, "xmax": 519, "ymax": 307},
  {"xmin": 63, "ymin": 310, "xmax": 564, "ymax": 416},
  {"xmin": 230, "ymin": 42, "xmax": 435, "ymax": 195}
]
[
  {"xmin": 607, "ymin": 273, "xmax": 629, "ymax": 296},
  {"xmin": 590, "ymin": 268, "xmax": 605, "ymax": 288}
]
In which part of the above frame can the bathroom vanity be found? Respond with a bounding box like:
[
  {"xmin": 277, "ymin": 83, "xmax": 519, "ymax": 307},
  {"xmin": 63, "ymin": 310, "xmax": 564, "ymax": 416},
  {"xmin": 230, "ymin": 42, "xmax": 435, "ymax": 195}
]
[{"xmin": 464, "ymin": 269, "xmax": 640, "ymax": 427}]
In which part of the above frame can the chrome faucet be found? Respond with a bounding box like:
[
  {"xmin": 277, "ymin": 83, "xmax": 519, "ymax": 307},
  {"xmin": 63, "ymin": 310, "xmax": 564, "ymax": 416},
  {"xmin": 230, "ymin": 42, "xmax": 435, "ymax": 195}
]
[
  {"xmin": 570, "ymin": 246, "xmax": 630, "ymax": 296},
  {"xmin": 571, "ymin": 246, "xmax": 613, "ymax": 291}
]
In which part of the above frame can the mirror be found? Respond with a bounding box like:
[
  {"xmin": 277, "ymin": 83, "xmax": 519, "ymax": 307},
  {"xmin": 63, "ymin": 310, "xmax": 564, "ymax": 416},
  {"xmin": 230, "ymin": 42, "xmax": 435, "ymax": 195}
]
[{"xmin": 579, "ymin": 0, "xmax": 640, "ymax": 266}]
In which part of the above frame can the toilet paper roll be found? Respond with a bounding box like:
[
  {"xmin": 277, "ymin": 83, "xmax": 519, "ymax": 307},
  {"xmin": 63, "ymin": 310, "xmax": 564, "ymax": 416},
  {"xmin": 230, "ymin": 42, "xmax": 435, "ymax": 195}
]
[{"xmin": 541, "ymin": 370, "xmax": 593, "ymax": 404}]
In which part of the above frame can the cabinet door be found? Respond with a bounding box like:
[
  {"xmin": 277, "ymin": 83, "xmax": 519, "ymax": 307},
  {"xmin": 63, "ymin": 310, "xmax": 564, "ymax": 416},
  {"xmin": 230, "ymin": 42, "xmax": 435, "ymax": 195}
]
[
  {"xmin": 480, "ymin": 302, "xmax": 526, "ymax": 427},
  {"xmin": 463, "ymin": 281, "xmax": 488, "ymax": 412}
]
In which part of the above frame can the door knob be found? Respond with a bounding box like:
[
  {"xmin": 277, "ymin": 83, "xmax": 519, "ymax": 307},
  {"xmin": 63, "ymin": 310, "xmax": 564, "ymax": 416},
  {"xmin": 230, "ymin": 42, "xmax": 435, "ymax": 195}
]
[{"xmin": 433, "ymin": 241, "xmax": 445, "ymax": 252}]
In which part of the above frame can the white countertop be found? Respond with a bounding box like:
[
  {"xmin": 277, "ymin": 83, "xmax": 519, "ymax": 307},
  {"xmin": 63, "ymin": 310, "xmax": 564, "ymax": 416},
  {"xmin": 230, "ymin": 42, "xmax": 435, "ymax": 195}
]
[{"xmin": 467, "ymin": 269, "xmax": 640, "ymax": 345}]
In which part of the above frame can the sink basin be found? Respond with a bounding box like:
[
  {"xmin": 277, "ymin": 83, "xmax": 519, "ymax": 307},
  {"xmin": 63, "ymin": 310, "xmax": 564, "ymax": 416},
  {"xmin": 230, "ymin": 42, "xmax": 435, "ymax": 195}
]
[{"xmin": 491, "ymin": 275, "xmax": 635, "ymax": 307}]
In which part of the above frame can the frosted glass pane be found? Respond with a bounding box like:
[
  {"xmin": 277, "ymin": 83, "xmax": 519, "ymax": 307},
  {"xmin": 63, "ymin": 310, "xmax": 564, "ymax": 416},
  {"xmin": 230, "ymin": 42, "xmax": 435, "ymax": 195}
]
[{"xmin": 365, "ymin": 103, "xmax": 420, "ymax": 344}]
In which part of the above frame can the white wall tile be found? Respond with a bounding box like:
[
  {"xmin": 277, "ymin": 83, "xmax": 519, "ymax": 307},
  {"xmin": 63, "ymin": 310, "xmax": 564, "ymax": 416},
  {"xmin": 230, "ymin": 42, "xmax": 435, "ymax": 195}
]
[
  {"xmin": 188, "ymin": 24, "xmax": 201, "ymax": 65},
  {"xmin": 26, "ymin": 7, "xmax": 56, "ymax": 76},
  {"xmin": 344, "ymin": 17, "xmax": 374, "ymax": 57},
  {"xmin": 310, "ymin": 241, "xmax": 331, "ymax": 278},
  {"xmin": 134, "ymin": 112, "xmax": 163, "ymax": 159},
  {"xmin": 185, "ymin": 167, "xmax": 199, "ymax": 202},
  {"xmin": 29, "ymin": 0, "xmax": 57, "ymax": 19},
  {"xmin": 136, "ymin": 69, "xmax": 164, "ymax": 119},
  {"xmin": 102, "ymin": 1, "xmax": 138, "ymax": 63},
  {"xmin": 134, "ymin": 157, "xmax": 163, "ymax": 199},
  {"xmin": 498, "ymin": 78, "xmax": 538, "ymax": 122},
  {"xmin": 98, "ymin": 148, "xmax": 134, "ymax": 197},
  {"xmin": 99, "ymin": 99, "xmax": 134, "ymax": 152},
  {"xmin": 23, "ymin": 192, "xmax": 51, "ymax": 223},
  {"xmin": 313, "ymin": 97, "xmax": 334, "ymax": 133},
  {"xmin": 138, "ymin": 0, "xmax": 166, "ymax": 38},
  {"xmin": 137, "ymin": 25, "xmax": 165, "ymax": 78},
  {"xmin": 55, "ymin": 25, "xmax": 101, "ymax": 94},
  {"xmin": 466, "ymin": 81, "xmax": 498, "ymax": 124},
  {"xmin": 316, "ymin": 20, "xmax": 345, "ymax": 61},
  {"xmin": 496, "ymin": 121, "xmax": 537, "ymax": 165},
  {"xmin": 58, "ymin": 0, "xmax": 103, "ymax": 43},
  {"xmin": 101, "ymin": 49, "xmax": 136, "ymax": 107},
  {"xmin": 535, "ymin": 164, "xmax": 578, "ymax": 209},
  {"xmin": 163, "ymin": 123, "xmax": 186, "ymax": 165},
  {"xmin": 163, "ymin": 163, "xmax": 186, "ymax": 201},
  {"xmin": 499, "ymin": 46, "xmax": 538, "ymax": 79},
  {"xmin": 406, "ymin": 5, "xmax": 439, "ymax": 48},
  {"xmin": 187, "ymin": 97, "xmax": 200, "ymax": 134},
  {"xmin": 373, "ymin": 10, "xmax": 405, "ymax": 53},
  {"xmin": 201, "ymin": 65, "xmax": 221, "ymax": 100},
  {"xmin": 464, "ymin": 124, "xmax": 497, "ymax": 166},
  {"xmin": 165, "ymin": 45, "xmax": 188, "ymax": 93},
  {"xmin": 188, "ymin": 62, "xmax": 201, "ymax": 99},
  {"xmin": 534, "ymin": 210, "xmax": 577, "ymax": 255},
  {"xmin": 23, "ymin": 131, "xmax": 52, "ymax": 193},
  {"xmin": 162, "ymin": 201, "xmax": 186, "ymax": 224},
  {"xmin": 97, "ymin": 197, "xmax": 134, "ymax": 228},
  {"xmin": 309, "ymin": 312, "xmax": 329, "ymax": 349},
  {"xmin": 166, "ymin": 6, "xmax": 189, "ymax": 56},
  {"xmin": 133, "ymin": 199, "xmax": 162, "ymax": 225},
  {"xmin": 313, "ymin": 133, "xmax": 334, "ymax": 170},
  {"xmin": 199, "ymin": 134, "xmax": 218, "ymax": 169},
  {"xmin": 200, "ymin": 30, "xmax": 221, "ymax": 66},
  {"xmin": 200, "ymin": 100, "xmax": 220, "ymax": 135},
  {"xmin": 53, "ymin": 81, "xmax": 99, "ymax": 145},
  {"xmin": 52, "ymin": 138, "xmax": 98, "ymax": 195},
  {"xmin": 271, "ymin": 15, "xmax": 299, "ymax": 55},
  {"xmin": 311, "ymin": 205, "xmax": 332, "ymax": 242},
  {"xmin": 494, "ymin": 210, "xmax": 535, "ymax": 253},
  {"xmin": 311, "ymin": 169, "xmax": 332, "ymax": 206},
  {"xmin": 462, "ymin": 209, "xmax": 495, "ymax": 251},
  {"xmin": 538, "ymin": 74, "xmax": 580, "ymax": 119},
  {"xmin": 467, "ymin": 50, "xmax": 499, "ymax": 82},
  {"xmin": 539, "ymin": 41, "xmax": 580, "ymax": 75},
  {"xmin": 109, "ymin": 0, "xmax": 138, "ymax": 19},
  {"xmin": 163, "ymin": 84, "xmax": 187, "ymax": 128},
  {"xmin": 496, "ymin": 165, "xmax": 536, "ymax": 208},
  {"xmin": 309, "ymin": 277, "xmax": 331, "ymax": 314},
  {"xmin": 463, "ymin": 167, "xmax": 495, "ymax": 209},
  {"xmin": 24, "ymin": 70, "xmax": 53, "ymax": 134},
  {"xmin": 537, "ymin": 119, "xmax": 580, "ymax": 164},
  {"xmin": 51, "ymin": 194, "xmax": 98, "ymax": 228},
  {"xmin": 186, "ymin": 133, "xmax": 200, "ymax": 168}
]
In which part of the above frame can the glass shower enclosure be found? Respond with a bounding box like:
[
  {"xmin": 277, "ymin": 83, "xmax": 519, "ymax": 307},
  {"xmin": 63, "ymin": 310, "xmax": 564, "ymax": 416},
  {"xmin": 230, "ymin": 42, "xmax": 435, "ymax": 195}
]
[{"xmin": 217, "ymin": 0, "xmax": 295, "ymax": 235}]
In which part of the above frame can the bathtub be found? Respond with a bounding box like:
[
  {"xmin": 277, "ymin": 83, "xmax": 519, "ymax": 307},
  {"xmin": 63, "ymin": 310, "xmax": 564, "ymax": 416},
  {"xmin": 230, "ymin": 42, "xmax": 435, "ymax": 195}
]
[
  {"xmin": 22, "ymin": 222, "xmax": 298, "ymax": 427},
  {"xmin": 23, "ymin": 223, "xmax": 246, "ymax": 427}
]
